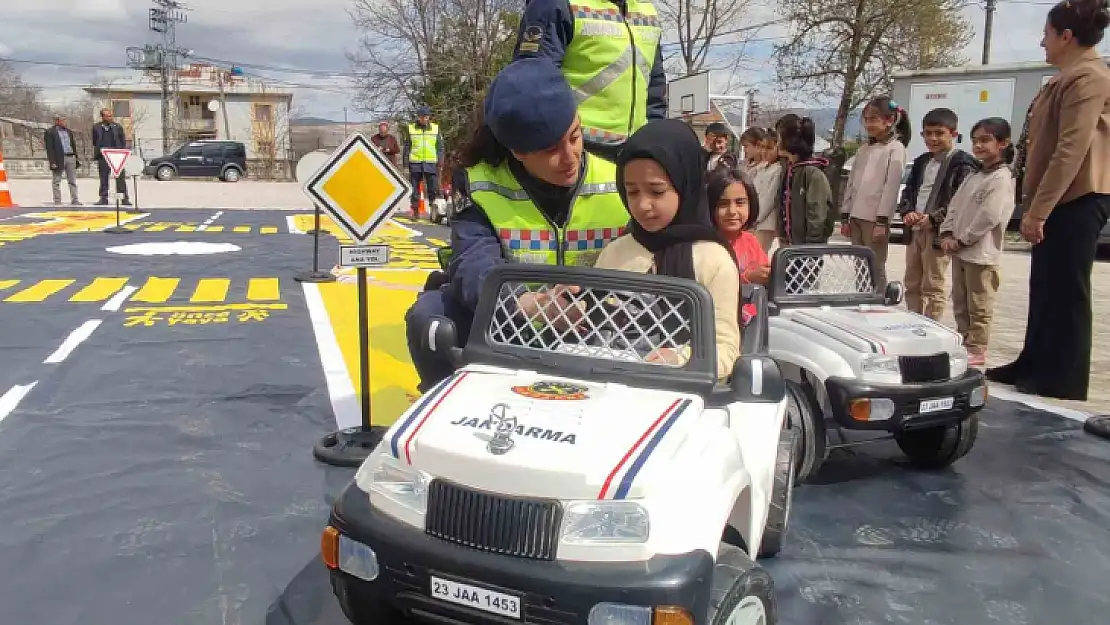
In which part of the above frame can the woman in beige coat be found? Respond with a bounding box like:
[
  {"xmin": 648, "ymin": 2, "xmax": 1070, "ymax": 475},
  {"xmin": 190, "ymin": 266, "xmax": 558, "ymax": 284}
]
[{"xmin": 987, "ymin": 0, "xmax": 1110, "ymax": 401}]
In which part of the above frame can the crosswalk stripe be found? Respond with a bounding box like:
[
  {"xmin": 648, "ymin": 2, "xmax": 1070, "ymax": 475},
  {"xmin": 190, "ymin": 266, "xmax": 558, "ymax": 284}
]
[
  {"xmin": 133, "ymin": 277, "xmax": 180, "ymax": 303},
  {"xmin": 145, "ymin": 224, "xmax": 171, "ymax": 232},
  {"xmin": 69, "ymin": 277, "xmax": 129, "ymax": 302},
  {"xmin": 177, "ymin": 225, "xmax": 197, "ymax": 232},
  {"xmin": 233, "ymin": 225, "xmax": 251, "ymax": 233},
  {"xmin": 5, "ymin": 279, "xmax": 76, "ymax": 302},
  {"xmin": 259, "ymin": 226, "xmax": 278, "ymax": 234},
  {"xmin": 191, "ymin": 278, "xmax": 231, "ymax": 302},
  {"xmin": 0, "ymin": 279, "xmax": 20, "ymax": 292},
  {"xmin": 205, "ymin": 225, "xmax": 225, "ymax": 232},
  {"xmin": 246, "ymin": 277, "xmax": 281, "ymax": 301}
]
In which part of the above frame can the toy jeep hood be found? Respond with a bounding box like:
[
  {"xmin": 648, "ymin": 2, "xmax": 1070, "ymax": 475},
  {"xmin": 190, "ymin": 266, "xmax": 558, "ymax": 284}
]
[
  {"xmin": 388, "ymin": 368, "xmax": 702, "ymax": 501},
  {"xmin": 786, "ymin": 305, "xmax": 963, "ymax": 355}
]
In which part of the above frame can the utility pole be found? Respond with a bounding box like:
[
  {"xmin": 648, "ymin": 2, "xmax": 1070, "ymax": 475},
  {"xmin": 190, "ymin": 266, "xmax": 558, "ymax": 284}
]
[
  {"xmin": 148, "ymin": 0, "xmax": 189, "ymax": 154},
  {"xmin": 344, "ymin": 107, "xmax": 349, "ymax": 135},
  {"xmin": 982, "ymin": 0, "xmax": 996, "ymax": 65},
  {"xmin": 217, "ymin": 69, "xmax": 231, "ymax": 139}
]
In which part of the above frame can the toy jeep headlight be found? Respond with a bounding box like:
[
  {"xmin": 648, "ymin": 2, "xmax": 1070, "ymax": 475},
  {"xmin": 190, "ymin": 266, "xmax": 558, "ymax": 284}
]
[
  {"xmin": 362, "ymin": 454, "xmax": 429, "ymax": 512},
  {"xmin": 949, "ymin": 351, "xmax": 968, "ymax": 378},
  {"xmin": 860, "ymin": 354, "xmax": 900, "ymax": 378},
  {"xmin": 560, "ymin": 501, "xmax": 650, "ymax": 544}
]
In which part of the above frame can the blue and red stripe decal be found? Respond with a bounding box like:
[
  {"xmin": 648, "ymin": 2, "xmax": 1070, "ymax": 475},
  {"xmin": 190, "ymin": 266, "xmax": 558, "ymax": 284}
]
[
  {"xmin": 597, "ymin": 398, "xmax": 693, "ymax": 500},
  {"xmin": 390, "ymin": 372, "xmax": 469, "ymax": 463}
]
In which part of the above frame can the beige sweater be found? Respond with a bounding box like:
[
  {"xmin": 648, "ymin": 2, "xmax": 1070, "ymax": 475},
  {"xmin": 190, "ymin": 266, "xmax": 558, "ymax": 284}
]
[
  {"xmin": 595, "ymin": 235, "xmax": 741, "ymax": 380},
  {"xmin": 842, "ymin": 138, "xmax": 906, "ymax": 222},
  {"xmin": 939, "ymin": 166, "xmax": 1015, "ymax": 265}
]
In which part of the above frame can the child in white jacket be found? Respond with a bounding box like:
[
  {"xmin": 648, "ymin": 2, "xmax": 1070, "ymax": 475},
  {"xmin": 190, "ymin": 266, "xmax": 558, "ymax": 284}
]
[{"xmin": 938, "ymin": 117, "xmax": 1015, "ymax": 367}]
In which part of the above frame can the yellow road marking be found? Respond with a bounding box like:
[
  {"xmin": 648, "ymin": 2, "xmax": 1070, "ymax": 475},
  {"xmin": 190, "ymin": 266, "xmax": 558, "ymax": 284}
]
[
  {"xmin": 233, "ymin": 225, "xmax": 251, "ymax": 233},
  {"xmin": 69, "ymin": 277, "xmax": 129, "ymax": 302},
  {"xmin": 205, "ymin": 225, "xmax": 225, "ymax": 233},
  {"xmin": 259, "ymin": 226, "xmax": 278, "ymax": 234},
  {"xmin": 191, "ymin": 278, "xmax": 230, "ymax": 303},
  {"xmin": 125, "ymin": 303, "xmax": 288, "ymax": 312},
  {"xmin": 5, "ymin": 279, "xmax": 75, "ymax": 302},
  {"xmin": 0, "ymin": 280, "xmax": 20, "ymax": 292},
  {"xmin": 133, "ymin": 277, "xmax": 180, "ymax": 303},
  {"xmin": 145, "ymin": 224, "xmax": 171, "ymax": 232},
  {"xmin": 246, "ymin": 277, "xmax": 281, "ymax": 301},
  {"xmin": 428, "ymin": 238, "xmax": 448, "ymax": 247},
  {"xmin": 177, "ymin": 225, "xmax": 197, "ymax": 232}
]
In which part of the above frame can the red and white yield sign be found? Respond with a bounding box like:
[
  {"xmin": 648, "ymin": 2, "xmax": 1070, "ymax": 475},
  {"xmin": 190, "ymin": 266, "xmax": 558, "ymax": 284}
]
[{"xmin": 101, "ymin": 148, "xmax": 133, "ymax": 179}]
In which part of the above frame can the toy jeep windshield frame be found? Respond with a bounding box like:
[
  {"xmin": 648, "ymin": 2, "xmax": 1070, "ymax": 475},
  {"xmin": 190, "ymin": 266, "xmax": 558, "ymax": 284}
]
[
  {"xmin": 768, "ymin": 244, "xmax": 890, "ymax": 309},
  {"xmin": 456, "ymin": 264, "xmax": 721, "ymax": 397}
]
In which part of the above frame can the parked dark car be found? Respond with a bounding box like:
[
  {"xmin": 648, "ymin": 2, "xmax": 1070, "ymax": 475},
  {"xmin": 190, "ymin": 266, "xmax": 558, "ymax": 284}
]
[{"xmin": 144, "ymin": 140, "xmax": 247, "ymax": 182}]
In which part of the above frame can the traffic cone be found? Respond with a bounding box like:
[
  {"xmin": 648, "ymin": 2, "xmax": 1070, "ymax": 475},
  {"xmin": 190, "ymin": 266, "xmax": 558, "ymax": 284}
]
[
  {"xmin": 0, "ymin": 149, "xmax": 17, "ymax": 209},
  {"xmin": 417, "ymin": 180, "xmax": 427, "ymax": 220}
]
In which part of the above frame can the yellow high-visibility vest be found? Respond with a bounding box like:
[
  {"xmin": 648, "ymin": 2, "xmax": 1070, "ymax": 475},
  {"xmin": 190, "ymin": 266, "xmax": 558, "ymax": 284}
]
[
  {"xmin": 466, "ymin": 155, "xmax": 629, "ymax": 266},
  {"xmin": 408, "ymin": 122, "xmax": 439, "ymax": 163},
  {"xmin": 562, "ymin": 0, "xmax": 662, "ymax": 146}
]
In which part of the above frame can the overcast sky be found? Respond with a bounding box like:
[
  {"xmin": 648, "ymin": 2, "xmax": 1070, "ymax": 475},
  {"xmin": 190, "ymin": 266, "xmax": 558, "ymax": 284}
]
[{"xmin": 2, "ymin": 0, "xmax": 1105, "ymax": 121}]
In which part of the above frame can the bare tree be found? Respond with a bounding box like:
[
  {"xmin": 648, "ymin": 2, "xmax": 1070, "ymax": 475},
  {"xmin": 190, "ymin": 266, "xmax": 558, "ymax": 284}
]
[
  {"xmin": 347, "ymin": 0, "xmax": 519, "ymax": 145},
  {"xmin": 774, "ymin": 0, "xmax": 971, "ymax": 148},
  {"xmin": 657, "ymin": 0, "xmax": 761, "ymax": 82},
  {"xmin": 0, "ymin": 61, "xmax": 50, "ymax": 122}
]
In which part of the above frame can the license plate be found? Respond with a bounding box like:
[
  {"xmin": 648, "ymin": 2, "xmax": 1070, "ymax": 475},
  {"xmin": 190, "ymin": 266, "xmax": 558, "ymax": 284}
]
[
  {"xmin": 919, "ymin": 397, "xmax": 955, "ymax": 414},
  {"xmin": 430, "ymin": 575, "xmax": 522, "ymax": 620}
]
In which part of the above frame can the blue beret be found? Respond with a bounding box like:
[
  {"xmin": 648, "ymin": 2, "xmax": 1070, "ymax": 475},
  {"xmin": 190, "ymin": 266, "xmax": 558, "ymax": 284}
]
[
  {"xmin": 483, "ymin": 58, "xmax": 577, "ymax": 154},
  {"xmin": 417, "ymin": 105, "xmax": 432, "ymax": 116}
]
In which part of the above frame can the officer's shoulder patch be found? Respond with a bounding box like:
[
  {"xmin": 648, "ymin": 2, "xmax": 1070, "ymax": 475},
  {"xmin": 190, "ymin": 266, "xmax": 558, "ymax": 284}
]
[
  {"xmin": 517, "ymin": 24, "xmax": 543, "ymax": 53},
  {"xmin": 523, "ymin": 25, "xmax": 543, "ymax": 41}
]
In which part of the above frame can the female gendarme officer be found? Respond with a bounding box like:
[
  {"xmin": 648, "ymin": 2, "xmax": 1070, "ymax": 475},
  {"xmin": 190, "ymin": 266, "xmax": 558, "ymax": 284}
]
[{"xmin": 404, "ymin": 58, "xmax": 631, "ymax": 392}]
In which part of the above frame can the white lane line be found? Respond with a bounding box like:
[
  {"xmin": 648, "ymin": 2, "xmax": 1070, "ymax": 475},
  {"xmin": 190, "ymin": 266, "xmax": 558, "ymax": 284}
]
[
  {"xmin": 286, "ymin": 215, "xmax": 305, "ymax": 234},
  {"xmin": 302, "ymin": 282, "xmax": 360, "ymax": 430},
  {"xmin": 43, "ymin": 319, "xmax": 104, "ymax": 364},
  {"xmin": 389, "ymin": 218, "xmax": 422, "ymax": 237},
  {"xmin": 0, "ymin": 382, "xmax": 38, "ymax": 425},
  {"xmin": 989, "ymin": 387, "xmax": 1091, "ymax": 423},
  {"xmin": 197, "ymin": 210, "xmax": 224, "ymax": 231},
  {"xmin": 101, "ymin": 285, "xmax": 138, "ymax": 312}
]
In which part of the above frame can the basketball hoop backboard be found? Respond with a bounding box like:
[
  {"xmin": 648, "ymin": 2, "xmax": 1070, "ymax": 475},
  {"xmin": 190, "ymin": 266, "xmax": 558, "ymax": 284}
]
[{"xmin": 667, "ymin": 71, "xmax": 711, "ymax": 118}]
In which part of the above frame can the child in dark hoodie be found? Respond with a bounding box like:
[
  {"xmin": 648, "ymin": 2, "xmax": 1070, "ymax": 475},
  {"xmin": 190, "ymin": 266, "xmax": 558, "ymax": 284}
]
[
  {"xmin": 776, "ymin": 115, "xmax": 835, "ymax": 245},
  {"xmin": 895, "ymin": 107, "xmax": 978, "ymax": 320}
]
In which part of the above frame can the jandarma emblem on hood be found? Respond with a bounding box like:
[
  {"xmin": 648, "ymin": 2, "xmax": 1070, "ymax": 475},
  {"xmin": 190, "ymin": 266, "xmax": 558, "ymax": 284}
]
[
  {"xmin": 511, "ymin": 380, "xmax": 589, "ymax": 401},
  {"xmin": 475, "ymin": 403, "xmax": 517, "ymax": 455}
]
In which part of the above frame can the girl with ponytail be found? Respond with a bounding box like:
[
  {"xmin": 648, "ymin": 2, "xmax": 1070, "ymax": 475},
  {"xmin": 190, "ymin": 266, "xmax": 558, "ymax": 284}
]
[{"xmin": 839, "ymin": 95, "xmax": 910, "ymax": 289}]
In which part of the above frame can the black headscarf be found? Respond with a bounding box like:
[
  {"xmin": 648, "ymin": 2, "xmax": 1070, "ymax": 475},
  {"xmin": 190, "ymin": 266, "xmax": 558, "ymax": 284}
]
[{"xmin": 616, "ymin": 119, "xmax": 735, "ymax": 280}]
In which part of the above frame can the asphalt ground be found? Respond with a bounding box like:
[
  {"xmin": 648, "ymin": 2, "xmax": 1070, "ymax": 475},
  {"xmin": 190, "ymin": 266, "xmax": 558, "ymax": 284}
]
[{"xmin": 0, "ymin": 207, "xmax": 1107, "ymax": 625}]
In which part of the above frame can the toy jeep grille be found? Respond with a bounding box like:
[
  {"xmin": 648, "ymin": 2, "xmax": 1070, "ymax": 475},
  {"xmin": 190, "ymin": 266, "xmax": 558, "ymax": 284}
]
[
  {"xmin": 488, "ymin": 281, "xmax": 694, "ymax": 367},
  {"xmin": 899, "ymin": 353, "xmax": 950, "ymax": 383},
  {"xmin": 425, "ymin": 480, "xmax": 562, "ymax": 561}
]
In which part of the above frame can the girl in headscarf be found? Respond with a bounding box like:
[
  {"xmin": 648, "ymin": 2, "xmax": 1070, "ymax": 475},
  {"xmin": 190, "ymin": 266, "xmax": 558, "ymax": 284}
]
[{"xmin": 594, "ymin": 119, "xmax": 741, "ymax": 380}]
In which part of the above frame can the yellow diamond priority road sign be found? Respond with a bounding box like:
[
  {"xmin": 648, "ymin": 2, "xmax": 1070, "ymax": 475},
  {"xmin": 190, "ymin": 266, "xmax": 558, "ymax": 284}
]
[{"xmin": 303, "ymin": 132, "xmax": 412, "ymax": 243}]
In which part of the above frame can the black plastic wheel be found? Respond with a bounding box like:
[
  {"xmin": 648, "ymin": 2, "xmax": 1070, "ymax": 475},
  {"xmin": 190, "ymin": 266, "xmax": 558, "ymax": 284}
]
[
  {"xmin": 706, "ymin": 544, "xmax": 778, "ymax": 625},
  {"xmin": 894, "ymin": 413, "xmax": 979, "ymax": 469},
  {"xmin": 785, "ymin": 379, "xmax": 826, "ymax": 482},
  {"xmin": 759, "ymin": 427, "xmax": 796, "ymax": 558}
]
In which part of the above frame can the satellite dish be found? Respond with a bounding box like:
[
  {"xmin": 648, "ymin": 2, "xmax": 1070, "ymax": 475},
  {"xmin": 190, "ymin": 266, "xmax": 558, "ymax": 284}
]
[
  {"xmin": 295, "ymin": 150, "xmax": 331, "ymax": 183},
  {"xmin": 207, "ymin": 100, "xmax": 220, "ymax": 112}
]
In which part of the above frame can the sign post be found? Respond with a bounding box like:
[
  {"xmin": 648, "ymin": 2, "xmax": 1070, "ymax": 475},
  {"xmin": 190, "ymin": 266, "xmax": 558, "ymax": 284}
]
[
  {"xmin": 101, "ymin": 148, "xmax": 133, "ymax": 234},
  {"xmin": 304, "ymin": 132, "xmax": 412, "ymax": 467},
  {"xmin": 293, "ymin": 151, "xmax": 336, "ymax": 283}
]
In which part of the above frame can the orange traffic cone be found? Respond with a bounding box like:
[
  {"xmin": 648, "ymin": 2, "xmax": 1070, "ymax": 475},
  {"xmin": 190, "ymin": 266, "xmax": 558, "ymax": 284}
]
[
  {"xmin": 417, "ymin": 180, "xmax": 427, "ymax": 220},
  {"xmin": 0, "ymin": 149, "xmax": 17, "ymax": 209}
]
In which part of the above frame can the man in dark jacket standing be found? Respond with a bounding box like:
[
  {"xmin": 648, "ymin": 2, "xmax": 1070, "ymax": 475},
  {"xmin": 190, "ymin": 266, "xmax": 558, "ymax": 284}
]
[
  {"xmin": 44, "ymin": 114, "xmax": 81, "ymax": 205},
  {"xmin": 92, "ymin": 108, "xmax": 130, "ymax": 206},
  {"xmin": 370, "ymin": 121, "xmax": 401, "ymax": 168}
]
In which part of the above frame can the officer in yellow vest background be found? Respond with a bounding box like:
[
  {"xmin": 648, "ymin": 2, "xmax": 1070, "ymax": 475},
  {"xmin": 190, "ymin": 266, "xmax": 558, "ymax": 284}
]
[
  {"xmin": 404, "ymin": 105, "xmax": 444, "ymax": 215},
  {"xmin": 512, "ymin": 0, "xmax": 668, "ymax": 161},
  {"xmin": 405, "ymin": 58, "xmax": 630, "ymax": 391}
]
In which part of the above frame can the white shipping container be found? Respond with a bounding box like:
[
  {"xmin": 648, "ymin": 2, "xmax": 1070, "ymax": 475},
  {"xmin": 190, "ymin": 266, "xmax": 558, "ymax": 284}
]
[{"xmin": 905, "ymin": 79, "xmax": 1016, "ymax": 161}]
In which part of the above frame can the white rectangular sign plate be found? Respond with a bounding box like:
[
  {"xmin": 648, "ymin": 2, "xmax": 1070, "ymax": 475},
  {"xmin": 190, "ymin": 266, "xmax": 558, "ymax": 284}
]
[{"xmin": 340, "ymin": 244, "xmax": 390, "ymax": 267}]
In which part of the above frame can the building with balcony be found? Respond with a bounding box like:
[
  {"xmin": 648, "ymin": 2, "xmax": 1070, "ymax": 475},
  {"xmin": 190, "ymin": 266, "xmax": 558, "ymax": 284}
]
[{"xmin": 84, "ymin": 64, "xmax": 295, "ymax": 179}]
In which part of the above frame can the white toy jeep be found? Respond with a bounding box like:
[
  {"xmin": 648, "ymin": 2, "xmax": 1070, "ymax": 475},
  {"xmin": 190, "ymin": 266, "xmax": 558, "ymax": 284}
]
[
  {"xmin": 765, "ymin": 245, "xmax": 988, "ymax": 481},
  {"xmin": 323, "ymin": 264, "xmax": 793, "ymax": 625}
]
